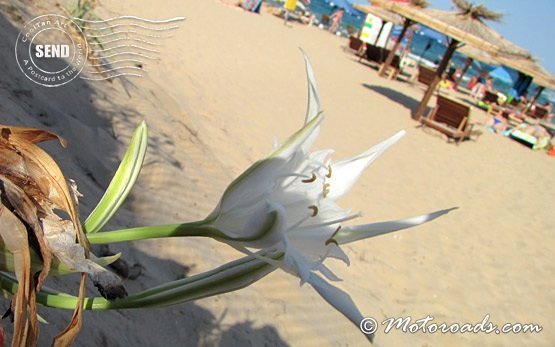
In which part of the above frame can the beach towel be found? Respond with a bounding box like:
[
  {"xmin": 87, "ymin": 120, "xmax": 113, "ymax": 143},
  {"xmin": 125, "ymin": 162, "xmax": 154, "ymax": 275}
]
[{"xmin": 509, "ymin": 123, "xmax": 551, "ymax": 150}]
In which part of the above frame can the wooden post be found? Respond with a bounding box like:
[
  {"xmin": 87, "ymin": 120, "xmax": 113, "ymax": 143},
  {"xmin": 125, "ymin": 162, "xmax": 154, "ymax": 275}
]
[
  {"xmin": 374, "ymin": 21, "xmax": 386, "ymax": 45},
  {"xmin": 532, "ymin": 85, "xmax": 545, "ymax": 105},
  {"xmin": 378, "ymin": 19, "xmax": 412, "ymax": 77},
  {"xmin": 413, "ymin": 38, "xmax": 460, "ymax": 120},
  {"xmin": 454, "ymin": 57, "xmax": 473, "ymax": 88}
]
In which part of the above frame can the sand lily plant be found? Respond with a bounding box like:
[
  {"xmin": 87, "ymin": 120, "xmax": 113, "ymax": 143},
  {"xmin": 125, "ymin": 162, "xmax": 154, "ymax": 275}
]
[{"xmin": 0, "ymin": 54, "xmax": 452, "ymax": 345}]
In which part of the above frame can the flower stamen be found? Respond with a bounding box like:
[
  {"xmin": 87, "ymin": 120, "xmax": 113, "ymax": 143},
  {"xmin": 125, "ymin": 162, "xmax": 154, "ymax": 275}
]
[
  {"xmin": 326, "ymin": 165, "xmax": 332, "ymax": 178},
  {"xmin": 302, "ymin": 173, "xmax": 317, "ymax": 183},
  {"xmin": 308, "ymin": 205, "xmax": 318, "ymax": 217},
  {"xmin": 325, "ymin": 225, "xmax": 342, "ymax": 246},
  {"xmin": 322, "ymin": 183, "xmax": 330, "ymax": 198}
]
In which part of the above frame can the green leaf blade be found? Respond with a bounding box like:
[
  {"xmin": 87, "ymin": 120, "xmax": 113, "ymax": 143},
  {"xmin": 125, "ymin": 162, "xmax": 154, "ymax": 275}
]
[{"xmin": 84, "ymin": 121, "xmax": 148, "ymax": 233}]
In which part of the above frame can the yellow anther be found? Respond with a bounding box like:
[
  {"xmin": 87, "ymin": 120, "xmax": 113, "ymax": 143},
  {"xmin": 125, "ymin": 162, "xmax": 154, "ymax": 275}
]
[
  {"xmin": 322, "ymin": 183, "xmax": 330, "ymax": 198},
  {"xmin": 302, "ymin": 173, "xmax": 317, "ymax": 183},
  {"xmin": 308, "ymin": 205, "xmax": 318, "ymax": 217},
  {"xmin": 326, "ymin": 165, "xmax": 332, "ymax": 178},
  {"xmin": 325, "ymin": 226, "xmax": 342, "ymax": 246}
]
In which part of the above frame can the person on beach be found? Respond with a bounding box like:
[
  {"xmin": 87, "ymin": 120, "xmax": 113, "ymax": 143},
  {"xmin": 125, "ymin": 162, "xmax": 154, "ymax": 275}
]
[
  {"xmin": 485, "ymin": 113, "xmax": 509, "ymax": 134},
  {"xmin": 328, "ymin": 8, "xmax": 344, "ymax": 34},
  {"xmin": 540, "ymin": 102, "xmax": 554, "ymax": 123},
  {"xmin": 519, "ymin": 91, "xmax": 529, "ymax": 106},
  {"xmin": 283, "ymin": 0, "xmax": 298, "ymax": 25},
  {"xmin": 242, "ymin": 0, "xmax": 262, "ymax": 13},
  {"xmin": 471, "ymin": 76, "xmax": 491, "ymax": 100}
]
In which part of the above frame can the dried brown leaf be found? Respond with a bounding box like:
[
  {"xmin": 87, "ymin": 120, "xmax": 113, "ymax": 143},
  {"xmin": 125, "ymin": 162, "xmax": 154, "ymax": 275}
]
[
  {"xmin": 51, "ymin": 274, "xmax": 86, "ymax": 347},
  {"xmin": 0, "ymin": 199, "xmax": 34, "ymax": 347},
  {"xmin": 0, "ymin": 175, "xmax": 52, "ymax": 291},
  {"xmin": 0, "ymin": 126, "xmax": 66, "ymax": 147},
  {"xmin": 0, "ymin": 126, "xmax": 82, "ymax": 242},
  {"xmin": 0, "ymin": 124, "xmax": 127, "ymax": 346},
  {"xmin": 0, "ymin": 125, "xmax": 89, "ymax": 346}
]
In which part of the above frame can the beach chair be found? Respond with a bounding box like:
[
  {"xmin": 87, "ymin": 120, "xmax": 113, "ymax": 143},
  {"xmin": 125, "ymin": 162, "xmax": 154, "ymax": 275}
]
[
  {"xmin": 362, "ymin": 44, "xmax": 388, "ymax": 64},
  {"xmin": 348, "ymin": 36, "xmax": 363, "ymax": 52},
  {"xmin": 525, "ymin": 105, "xmax": 549, "ymax": 120},
  {"xmin": 420, "ymin": 95, "xmax": 472, "ymax": 144},
  {"xmin": 359, "ymin": 44, "xmax": 400, "ymax": 79},
  {"xmin": 481, "ymin": 90, "xmax": 499, "ymax": 104},
  {"xmin": 417, "ymin": 65, "xmax": 436, "ymax": 86},
  {"xmin": 480, "ymin": 90, "xmax": 503, "ymax": 117}
]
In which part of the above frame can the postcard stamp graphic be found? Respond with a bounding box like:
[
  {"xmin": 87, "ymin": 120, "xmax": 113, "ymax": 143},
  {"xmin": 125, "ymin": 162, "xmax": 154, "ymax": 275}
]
[
  {"xmin": 15, "ymin": 14, "xmax": 88, "ymax": 87},
  {"xmin": 15, "ymin": 14, "xmax": 184, "ymax": 87}
]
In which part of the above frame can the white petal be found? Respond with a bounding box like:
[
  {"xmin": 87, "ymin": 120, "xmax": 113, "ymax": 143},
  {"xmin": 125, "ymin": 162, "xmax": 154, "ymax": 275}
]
[
  {"xmin": 336, "ymin": 208, "xmax": 457, "ymax": 245},
  {"xmin": 316, "ymin": 263, "xmax": 343, "ymax": 282},
  {"xmin": 307, "ymin": 273, "xmax": 372, "ymax": 341},
  {"xmin": 218, "ymin": 201, "xmax": 287, "ymax": 250},
  {"xmin": 206, "ymin": 158, "xmax": 284, "ymax": 219},
  {"xmin": 327, "ymin": 130, "xmax": 405, "ymax": 200},
  {"xmin": 307, "ymin": 148, "xmax": 333, "ymax": 167},
  {"xmin": 243, "ymin": 201, "xmax": 287, "ymax": 249},
  {"xmin": 282, "ymin": 238, "xmax": 313, "ymax": 283},
  {"xmin": 207, "ymin": 54, "xmax": 324, "ymax": 219},
  {"xmin": 211, "ymin": 116, "xmax": 322, "ymax": 216},
  {"xmin": 272, "ymin": 136, "xmax": 280, "ymax": 150},
  {"xmin": 288, "ymin": 225, "xmax": 350, "ymax": 266},
  {"xmin": 301, "ymin": 49, "xmax": 321, "ymax": 125},
  {"xmin": 325, "ymin": 243, "xmax": 350, "ymax": 265}
]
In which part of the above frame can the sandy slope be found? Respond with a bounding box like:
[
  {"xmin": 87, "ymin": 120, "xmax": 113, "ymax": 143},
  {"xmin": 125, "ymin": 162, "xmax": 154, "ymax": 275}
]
[{"xmin": 1, "ymin": 0, "xmax": 554, "ymax": 346}]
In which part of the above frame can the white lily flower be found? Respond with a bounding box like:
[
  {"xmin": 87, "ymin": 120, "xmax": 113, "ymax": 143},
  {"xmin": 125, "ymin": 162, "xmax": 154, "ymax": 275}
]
[{"xmin": 200, "ymin": 53, "xmax": 453, "ymax": 340}]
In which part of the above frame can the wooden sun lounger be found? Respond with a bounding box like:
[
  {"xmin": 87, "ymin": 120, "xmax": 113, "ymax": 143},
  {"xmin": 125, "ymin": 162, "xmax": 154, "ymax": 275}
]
[
  {"xmin": 525, "ymin": 105, "xmax": 549, "ymax": 120},
  {"xmin": 348, "ymin": 36, "xmax": 364, "ymax": 52},
  {"xmin": 420, "ymin": 95, "xmax": 472, "ymax": 144},
  {"xmin": 355, "ymin": 43, "xmax": 400, "ymax": 79},
  {"xmin": 417, "ymin": 65, "xmax": 436, "ymax": 86},
  {"xmin": 481, "ymin": 90, "xmax": 499, "ymax": 105},
  {"xmin": 481, "ymin": 90, "xmax": 503, "ymax": 117}
]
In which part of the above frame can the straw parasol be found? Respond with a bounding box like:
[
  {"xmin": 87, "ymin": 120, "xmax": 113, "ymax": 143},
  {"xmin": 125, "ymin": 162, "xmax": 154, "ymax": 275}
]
[
  {"xmin": 494, "ymin": 54, "xmax": 555, "ymax": 102},
  {"xmin": 454, "ymin": 45, "xmax": 497, "ymax": 87},
  {"xmin": 455, "ymin": 46, "xmax": 555, "ymax": 99},
  {"xmin": 372, "ymin": 0, "xmax": 531, "ymax": 119},
  {"xmin": 353, "ymin": 4, "xmax": 405, "ymax": 26},
  {"xmin": 353, "ymin": 3, "xmax": 410, "ymax": 48}
]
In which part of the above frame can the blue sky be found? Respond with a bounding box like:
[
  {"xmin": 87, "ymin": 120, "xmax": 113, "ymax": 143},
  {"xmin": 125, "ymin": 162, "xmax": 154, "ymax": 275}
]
[{"xmin": 355, "ymin": 0, "xmax": 555, "ymax": 74}]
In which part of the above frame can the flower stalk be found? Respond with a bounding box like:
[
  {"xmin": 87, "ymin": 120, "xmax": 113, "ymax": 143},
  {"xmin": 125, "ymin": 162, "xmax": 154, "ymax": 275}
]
[{"xmin": 0, "ymin": 251, "xmax": 281, "ymax": 311}]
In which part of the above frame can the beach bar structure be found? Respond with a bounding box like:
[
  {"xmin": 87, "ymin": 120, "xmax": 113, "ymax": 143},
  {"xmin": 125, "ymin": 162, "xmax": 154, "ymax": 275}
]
[{"xmin": 353, "ymin": 3, "xmax": 405, "ymax": 45}]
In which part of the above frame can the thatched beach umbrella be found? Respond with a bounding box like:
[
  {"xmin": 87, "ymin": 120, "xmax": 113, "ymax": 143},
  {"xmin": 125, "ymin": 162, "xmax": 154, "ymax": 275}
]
[
  {"xmin": 454, "ymin": 44, "xmax": 497, "ymax": 87},
  {"xmin": 372, "ymin": 0, "xmax": 429, "ymax": 78},
  {"xmin": 353, "ymin": 3, "xmax": 405, "ymax": 26},
  {"xmin": 372, "ymin": 0, "xmax": 530, "ymax": 119},
  {"xmin": 494, "ymin": 54, "xmax": 555, "ymax": 103}
]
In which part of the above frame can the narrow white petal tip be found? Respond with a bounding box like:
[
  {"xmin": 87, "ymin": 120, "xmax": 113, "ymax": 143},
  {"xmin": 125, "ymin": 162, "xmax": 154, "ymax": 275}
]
[
  {"xmin": 336, "ymin": 207, "xmax": 458, "ymax": 245},
  {"xmin": 386, "ymin": 130, "xmax": 406, "ymax": 145}
]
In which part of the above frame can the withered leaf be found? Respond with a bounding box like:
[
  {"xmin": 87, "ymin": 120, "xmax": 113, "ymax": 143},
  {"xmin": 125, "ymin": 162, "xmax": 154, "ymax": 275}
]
[
  {"xmin": 0, "ymin": 124, "xmax": 126, "ymax": 346},
  {"xmin": 0, "ymin": 198, "xmax": 35, "ymax": 346}
]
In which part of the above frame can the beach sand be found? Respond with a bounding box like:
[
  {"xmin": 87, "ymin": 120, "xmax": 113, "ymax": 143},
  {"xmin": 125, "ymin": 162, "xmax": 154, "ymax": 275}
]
[{"xmin": 1, "ymin": 0, "xmax": 554, "ymax": 346}]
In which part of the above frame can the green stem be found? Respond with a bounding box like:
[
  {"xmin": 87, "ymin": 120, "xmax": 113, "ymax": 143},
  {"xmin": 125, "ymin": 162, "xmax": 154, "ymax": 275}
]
[
  {"xmin": 0, "ymin": 252, "xmax": 282, "ymax": 311},
  {"xmin": 86, "ymin": 221, "xmax": 225, "ymax": 244},
  {"xmin": 87, "ymin": 210, "xmax": 280, "ymax": 245}
]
